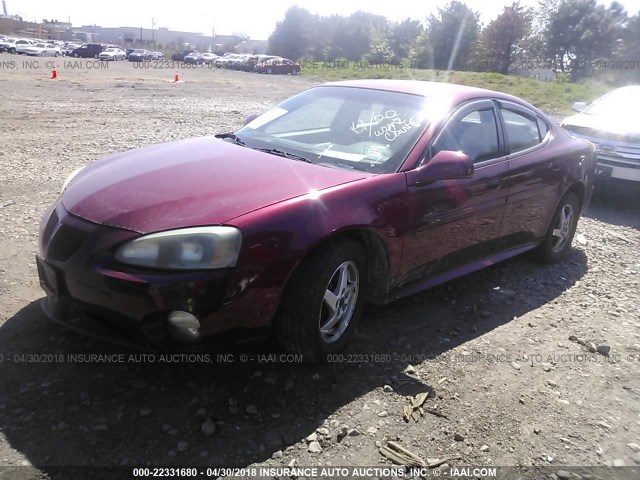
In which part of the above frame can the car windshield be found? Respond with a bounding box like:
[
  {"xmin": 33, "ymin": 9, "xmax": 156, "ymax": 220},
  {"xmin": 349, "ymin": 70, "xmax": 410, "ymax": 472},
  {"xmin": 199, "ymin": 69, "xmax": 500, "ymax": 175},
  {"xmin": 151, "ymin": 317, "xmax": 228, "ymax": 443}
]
[
  {"xmin": 586, "ymin": 88, "xmax": 640, "ymax": 116},
  {"xmin": 133, "ymin": 49, "xmax": 145, "ymax": 53},
  {"xmin": 35, "ymin": 43, "xmax": 47, "ymax": 48},
  {"xmin": 236, "ymin": 86, "xmax": 430, "ymax": 174},
  {"xmin": 104, "ymin": 48, "xmax": 116, "ymax": 52}
]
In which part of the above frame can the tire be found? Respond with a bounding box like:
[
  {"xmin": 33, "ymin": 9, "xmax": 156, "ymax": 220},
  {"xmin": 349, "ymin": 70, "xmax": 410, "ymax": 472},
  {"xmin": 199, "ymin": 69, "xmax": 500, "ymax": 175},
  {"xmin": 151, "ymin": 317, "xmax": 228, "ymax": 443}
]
[
  {"xmin": 266, "ymin": 68, "xmax": 273, "ymax": 74},
  {"xmin": 275, "ymin": 240, "xmax": 367, "ymax": 362},
  {"xmin": 532, "ymin": 192, "xmax": 580, "ymax": 263},
  {"xmin": 9, "ymin": 48, "xmax": 16, "ymax": 54}
]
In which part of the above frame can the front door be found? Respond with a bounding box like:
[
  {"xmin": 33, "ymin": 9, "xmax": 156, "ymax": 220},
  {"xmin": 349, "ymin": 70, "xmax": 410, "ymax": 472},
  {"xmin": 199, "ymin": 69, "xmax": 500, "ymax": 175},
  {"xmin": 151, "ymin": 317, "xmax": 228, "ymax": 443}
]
[{"xmin": 401, "ymin": 99, "xmax": 509, "ymax": 285}]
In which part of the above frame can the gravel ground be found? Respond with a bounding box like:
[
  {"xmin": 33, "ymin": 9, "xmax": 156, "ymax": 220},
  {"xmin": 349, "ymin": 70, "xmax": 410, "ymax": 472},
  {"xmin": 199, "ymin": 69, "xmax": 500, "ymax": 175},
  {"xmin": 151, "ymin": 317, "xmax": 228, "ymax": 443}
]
[{"xmin": 0, "ymin": 58, "xmax": 639, "ymax": 479}]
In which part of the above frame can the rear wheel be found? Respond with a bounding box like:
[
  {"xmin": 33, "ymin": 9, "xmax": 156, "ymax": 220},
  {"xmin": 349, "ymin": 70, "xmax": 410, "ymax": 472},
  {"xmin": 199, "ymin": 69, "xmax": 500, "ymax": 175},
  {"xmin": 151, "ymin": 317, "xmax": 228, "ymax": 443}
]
[
  {"xmin": 532, "ymin": 192, "xmax": 580, "ymax": 263},
  {"xmin": 275, "ymin": 240, "xmax": 367, "ymax": 362}
]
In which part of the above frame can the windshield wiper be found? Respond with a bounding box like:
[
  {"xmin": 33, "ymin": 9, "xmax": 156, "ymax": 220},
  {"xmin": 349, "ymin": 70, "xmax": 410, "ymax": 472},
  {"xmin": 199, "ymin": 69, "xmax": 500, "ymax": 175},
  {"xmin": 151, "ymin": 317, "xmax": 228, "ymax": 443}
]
[
  {"xmin": 253, "ymin": 148, "xmax": 313, "ymax": 164},
  {"xmin": 215, "ymin": 132, "xmax": 245, "ymax": 146}
]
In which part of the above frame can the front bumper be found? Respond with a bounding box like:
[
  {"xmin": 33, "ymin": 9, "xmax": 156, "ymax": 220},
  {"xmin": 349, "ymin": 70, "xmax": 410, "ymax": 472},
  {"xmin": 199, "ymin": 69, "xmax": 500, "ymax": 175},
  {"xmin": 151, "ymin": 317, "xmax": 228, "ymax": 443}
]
[
  {"xmin": 36, "ymin": 203, "xmax": 276, "ymax": 350},
  {"xmin": 595, "ymin": 161, "xmax": 640, "ymax": 183}
]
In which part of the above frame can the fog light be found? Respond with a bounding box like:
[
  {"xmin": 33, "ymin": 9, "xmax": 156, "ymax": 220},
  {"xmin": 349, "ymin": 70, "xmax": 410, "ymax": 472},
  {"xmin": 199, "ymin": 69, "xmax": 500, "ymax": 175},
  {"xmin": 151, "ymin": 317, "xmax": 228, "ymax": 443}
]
[{"xmin": 167, "ymin": 311, "xmax": 201, "ymax": 344}]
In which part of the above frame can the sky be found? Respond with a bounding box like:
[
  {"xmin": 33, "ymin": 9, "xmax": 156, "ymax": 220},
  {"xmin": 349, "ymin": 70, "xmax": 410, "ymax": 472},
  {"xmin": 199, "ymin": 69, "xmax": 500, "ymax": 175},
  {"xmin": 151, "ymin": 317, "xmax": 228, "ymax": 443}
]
[{"xmin": 8, "ymin": 0, "xmax": 640, "ymax": 40}]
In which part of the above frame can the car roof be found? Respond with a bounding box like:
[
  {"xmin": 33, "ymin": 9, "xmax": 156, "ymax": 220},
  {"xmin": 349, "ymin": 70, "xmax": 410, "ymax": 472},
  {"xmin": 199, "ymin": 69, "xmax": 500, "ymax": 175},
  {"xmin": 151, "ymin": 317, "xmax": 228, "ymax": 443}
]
[{"xmin": 323, "ymin": 79, "xmax": 539, "ymax": 111}]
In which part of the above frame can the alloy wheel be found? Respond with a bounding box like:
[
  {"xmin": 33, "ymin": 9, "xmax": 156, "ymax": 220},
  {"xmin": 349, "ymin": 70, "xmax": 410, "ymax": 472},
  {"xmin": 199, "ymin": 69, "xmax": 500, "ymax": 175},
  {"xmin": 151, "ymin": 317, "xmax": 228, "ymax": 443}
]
[
  {"xmin": 551, "ymin": 203, "xmax": 575, "ymax": 253},
  {"xmin": 319, "ymin": 261, "xmax": 359, "ymax": 343}
]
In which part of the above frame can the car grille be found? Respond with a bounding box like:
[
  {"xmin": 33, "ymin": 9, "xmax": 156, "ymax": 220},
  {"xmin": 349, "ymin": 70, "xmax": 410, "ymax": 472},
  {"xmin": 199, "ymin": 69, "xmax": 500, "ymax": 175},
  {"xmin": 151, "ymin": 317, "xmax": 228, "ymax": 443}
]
[
  {"xmin": 48, "ymin": 223, "xmax": 90, "ymax": 262},
  {"xmin": 565, "ymin": 128, "xmax": 640, "ymax": 168},
  {"xmin": 41, "ymin": 208, "xmax": 59, "ymax": 251},
  {"xmin": 42, "ymin": 206, "xmax": 91, "ymax": 262}
]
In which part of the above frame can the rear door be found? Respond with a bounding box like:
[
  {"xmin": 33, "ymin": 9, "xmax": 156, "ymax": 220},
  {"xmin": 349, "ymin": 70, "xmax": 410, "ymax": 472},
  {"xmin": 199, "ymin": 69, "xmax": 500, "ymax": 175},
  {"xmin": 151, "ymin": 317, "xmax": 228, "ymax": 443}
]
[
  {"xmin": 497, "ymin": 100, "xmax": 561, "ymax": 246},
  {"xmin": 402, "ymin": 99, "xmax": 509, "ymax": 284}
]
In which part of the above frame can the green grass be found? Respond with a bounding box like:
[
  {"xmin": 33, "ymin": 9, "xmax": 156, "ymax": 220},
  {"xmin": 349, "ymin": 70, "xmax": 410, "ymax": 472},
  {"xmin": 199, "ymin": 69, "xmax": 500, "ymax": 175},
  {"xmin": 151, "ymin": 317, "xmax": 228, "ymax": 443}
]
[{"xmin": 301, "ymin": 65, "xmax": 608, "ymax": 116}]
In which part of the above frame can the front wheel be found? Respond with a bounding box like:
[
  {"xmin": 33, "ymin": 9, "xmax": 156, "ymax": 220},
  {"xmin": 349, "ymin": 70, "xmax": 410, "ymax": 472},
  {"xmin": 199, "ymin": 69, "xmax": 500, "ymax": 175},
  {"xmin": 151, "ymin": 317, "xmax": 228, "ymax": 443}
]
[
  {"xmin": 532, "ymin": 192, "xmax": 580, "ymax": 263},
  {"xmin": 275, "ymin": 240, "xmax": 367, "ymax": 362}
]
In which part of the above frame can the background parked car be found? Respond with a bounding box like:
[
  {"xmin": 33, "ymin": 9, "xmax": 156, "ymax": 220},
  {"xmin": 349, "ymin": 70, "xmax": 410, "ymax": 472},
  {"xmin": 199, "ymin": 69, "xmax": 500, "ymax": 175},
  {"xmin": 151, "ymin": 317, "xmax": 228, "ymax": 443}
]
[
  {"xmin": 200, "ymin": 52, "xmax": 218, "ymax": 65},
  {"xmin": 562, "ymin": 85, "xmax": 640, "ymax": 187},
  {"xmin": 23, "ymin": 43, "xmax": 60, "ymax": 57},
  {"xmin": 127, "ymin": 49, "xmax": 152, "ymax": 62},
  {"xmin": 183, "ymin": 52, "xmax": 204, "ymax": 64},
  {"xmin": 70, "ymin": 44, "xmax": 104, "ymax": 58},
  {"xmin": 214, "ymin": 53, "xmax": 244, "ymax": 68},
  {"xmin": 61, "ymin": 43, "xmax": 81, "ymax": 56},
  {"xmin": 98, "ymin": 47, "xmax": 127, "ymax": 61},
  {"xmin": 171, "ymin": 49, "xmax": 196, "ymax": 61},
  {"xmin": 228, "ymin": 54, "xmax": 260, "ymax": 71},
  {"xmin": 0, "ymin": 38, "xmax": 17, "ymax": 53},
  {"xmin": 255, "ymin": 57, "xmax": 301, "ymax": 75},
  {"xmin": 150, "ymin": 51, "xmax": 164, "ymax": 60},
  {"xmin": 14, "ymin": 39, "xmax": 34, "ymax": 55}
]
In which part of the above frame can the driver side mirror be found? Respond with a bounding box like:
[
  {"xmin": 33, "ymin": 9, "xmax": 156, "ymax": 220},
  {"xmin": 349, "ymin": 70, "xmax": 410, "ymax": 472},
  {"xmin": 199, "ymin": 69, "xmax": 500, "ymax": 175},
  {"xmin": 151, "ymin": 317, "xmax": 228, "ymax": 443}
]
[
  {"xmin": 409, "ymin": 150, "xmax": 474, "ymax": 185},
  {"xmin": 572, "ymin": 102, "xmax": 587, "ymax": 113},
  {"xmin": 243, "ymin": 113, "xmax": 259, "ymax": 125}
]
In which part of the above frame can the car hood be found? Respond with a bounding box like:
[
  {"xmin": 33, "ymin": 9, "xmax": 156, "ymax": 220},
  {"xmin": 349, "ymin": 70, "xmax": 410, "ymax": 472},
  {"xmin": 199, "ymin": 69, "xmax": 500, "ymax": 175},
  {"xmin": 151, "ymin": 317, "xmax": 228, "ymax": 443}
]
[
  {"xmin": 62, "ymin": 136, "xmax": 370, "ymax": 234},
  {"xmin": 563, "ymin": 112, "xmax": 640, "ymax": 137}
]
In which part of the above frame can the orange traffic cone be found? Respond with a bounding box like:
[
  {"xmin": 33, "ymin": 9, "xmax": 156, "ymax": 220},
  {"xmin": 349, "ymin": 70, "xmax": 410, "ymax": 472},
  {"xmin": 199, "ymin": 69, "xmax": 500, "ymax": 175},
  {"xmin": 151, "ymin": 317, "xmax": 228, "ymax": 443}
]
[
  {"xmin": 174, "ymin": 71, "xmax": 179, "ymax": 82},
  {"xmin": 51, "ymin": 68, "xmax": 57, "ymax": 79}
]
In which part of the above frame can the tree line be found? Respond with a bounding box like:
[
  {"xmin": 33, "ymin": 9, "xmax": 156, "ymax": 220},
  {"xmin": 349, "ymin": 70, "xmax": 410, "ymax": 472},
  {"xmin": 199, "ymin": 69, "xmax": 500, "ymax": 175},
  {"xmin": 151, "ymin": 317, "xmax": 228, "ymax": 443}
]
[{"xmin": 267, "ymin": 0, "xmax": 640, "ymax": 82}]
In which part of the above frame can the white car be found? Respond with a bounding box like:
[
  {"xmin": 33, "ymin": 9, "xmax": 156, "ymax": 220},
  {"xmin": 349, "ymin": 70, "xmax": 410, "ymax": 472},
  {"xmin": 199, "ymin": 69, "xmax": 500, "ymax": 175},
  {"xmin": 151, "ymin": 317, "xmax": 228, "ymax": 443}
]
[
  {"xmin": 98, "ymin": 47, "xmax": 127, "ymax": 61},
  {"xmin": 214, "ymin": 54, "xmax": 241, "ymax": 68},
  {"xmin": 0, "ymin": 37, "xmax": 17, "ymax": 53},
  {"xmin": 150, "ymin": 51, "xmax": 164, "ymax": 60},
  {"xmin": 201, "ymin": 52, "xmax": 219, "ymax": 64},
  {"xmin": 23, "ymin": 42, "xmax": 60, "ymax": 57},
  {"xmin": 562, "ymin": 85, "xmax": 640, "ymax": 185},
  {"xmin": 14, "ymin": 39, "xmax": 34, "ymax": 54}
]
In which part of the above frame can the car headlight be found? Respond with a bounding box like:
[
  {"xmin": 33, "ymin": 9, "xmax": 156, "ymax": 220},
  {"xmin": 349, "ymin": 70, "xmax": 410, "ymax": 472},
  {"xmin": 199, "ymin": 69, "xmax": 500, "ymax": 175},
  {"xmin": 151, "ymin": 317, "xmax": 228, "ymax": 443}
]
[
  {"xmin": 115, "ymin": 226, "xmax": 242, "ymax": 270},
  {"xmin": 61, "ymin": 166, "xmax": 85, "ymax": 192}
]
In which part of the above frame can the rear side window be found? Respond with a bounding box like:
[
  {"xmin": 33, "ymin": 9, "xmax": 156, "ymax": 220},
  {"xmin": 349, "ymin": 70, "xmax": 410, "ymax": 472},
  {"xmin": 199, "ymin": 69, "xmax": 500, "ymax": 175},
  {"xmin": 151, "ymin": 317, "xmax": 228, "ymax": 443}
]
[{"xmin": 500, "ymin": 108, "xmax": 541, "ymax": 153}]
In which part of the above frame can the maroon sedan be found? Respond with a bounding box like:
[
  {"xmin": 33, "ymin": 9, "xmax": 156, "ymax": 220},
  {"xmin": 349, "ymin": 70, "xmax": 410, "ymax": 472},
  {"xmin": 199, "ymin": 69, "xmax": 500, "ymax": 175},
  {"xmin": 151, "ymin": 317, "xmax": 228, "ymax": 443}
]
[{"xmin": 37, "ymin": 80, "xmax": 595, "ymax": 361}]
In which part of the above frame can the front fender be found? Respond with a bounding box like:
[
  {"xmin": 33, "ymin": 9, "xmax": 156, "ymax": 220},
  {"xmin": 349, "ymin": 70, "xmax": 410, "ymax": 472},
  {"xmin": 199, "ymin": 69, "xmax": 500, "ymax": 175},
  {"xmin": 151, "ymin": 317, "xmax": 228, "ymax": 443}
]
[{"xmin": 229, "ymin": 173, "xmax": 409, "ymax": 324}]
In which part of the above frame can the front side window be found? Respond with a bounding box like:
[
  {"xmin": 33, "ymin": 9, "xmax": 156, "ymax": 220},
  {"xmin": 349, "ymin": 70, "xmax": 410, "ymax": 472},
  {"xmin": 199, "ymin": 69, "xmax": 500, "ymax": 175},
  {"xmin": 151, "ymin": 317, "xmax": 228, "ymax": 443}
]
[
  {"xmin": 432, "ymin": 108, "xmax": 500, "ymax": 163},
  {"xmin": 236, "ymin": 86, "xmax": 431, "ymax": 173}
]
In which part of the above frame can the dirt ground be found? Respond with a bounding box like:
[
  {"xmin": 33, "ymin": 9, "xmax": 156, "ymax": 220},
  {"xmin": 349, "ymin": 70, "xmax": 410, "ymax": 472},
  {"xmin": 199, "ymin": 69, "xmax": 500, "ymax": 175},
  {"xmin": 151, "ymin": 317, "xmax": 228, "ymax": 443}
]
[{"xmin": 0, "ymin": 58, "xmax": 639, "ymax": 480}]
